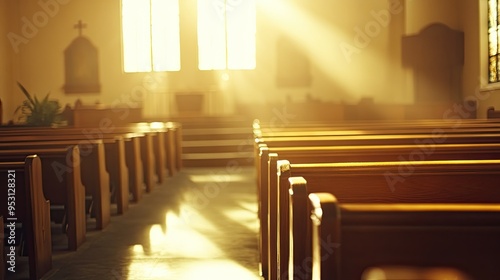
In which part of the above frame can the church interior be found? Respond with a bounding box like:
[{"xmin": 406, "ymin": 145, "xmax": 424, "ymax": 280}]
[{"xmin": 1, "ymin": 0, "xmax": 500, "ymax": 279}]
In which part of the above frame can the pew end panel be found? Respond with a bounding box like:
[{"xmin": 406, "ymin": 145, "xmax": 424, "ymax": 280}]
[
  {"xmin": 258, "ymin": 146, "xmax": 269, "ymax": 279},
  {"xmin": 63, "ymin": 146, "xmax": 87, "ymax": 250},
  {"xmin": 78, "ymin": 141, "xmax": 110, "ymax": 230},
  {"xmin": 1, "ymin": 156, "xmax": 52, "ymax": 279},
  {"xmin": 267, "ymin": 153, "xmax": 279, "ymax": 280},
  {"xmin": 308, "ymin": 192, "xmax": 341, "ymax": 280},
  {"xmin": 24, "ymin": 155, "xmax": 53, "ymax": 279},
  {"xmin": 288, "ymin": 176, "xmax": 312, "ymax": 280},
  {"xmin": 277, "ymin": 160, "xmax": 291, "ymax": 280},
  {"xmin": 125, "ymin": 136, "xmax": 145, "ymax": 202},
  {"xmin": 103, "ymin": 136, "xmax": 129, "ymax": 214}
]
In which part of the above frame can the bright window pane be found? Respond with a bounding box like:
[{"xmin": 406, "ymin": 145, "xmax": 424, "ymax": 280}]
[
  {"xmin": 122, "ymin": 0, "xmax": 152, "ymax": 72},
  {"xmin": 152, "ymin": 0, "xmax": 181, "ymax": 71},
  {"xmin": 197, "ymin": 0, "xmax": 256, "ymax": 70},
  {"xmin": 226, "ymin": 0, "xmax": 256, "ymax": 69},
  {"xmin": 122, "ymin": 0, "xmax": 180, "ymax": 73}
]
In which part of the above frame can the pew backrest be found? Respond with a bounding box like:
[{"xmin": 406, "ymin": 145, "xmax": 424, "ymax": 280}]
[
  {"xmin": 308, "ymin": 190, "xmax": 500, "ymax": 280},
  {"xmin": 284, "ymin": 159, "xmax": 500, "ymax": 280}
]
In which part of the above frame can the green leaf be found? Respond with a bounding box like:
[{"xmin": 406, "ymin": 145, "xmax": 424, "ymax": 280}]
[{"xmin": 17, "ymin": 82, "xmax": 35, "ymax": 106}]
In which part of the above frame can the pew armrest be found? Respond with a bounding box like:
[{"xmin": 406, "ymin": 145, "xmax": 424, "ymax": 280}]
[{"xmin": 308, "ymin": 192, "xmax": 341, "ymax": 280}]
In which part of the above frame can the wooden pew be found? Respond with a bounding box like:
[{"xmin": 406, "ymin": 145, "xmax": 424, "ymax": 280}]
[
  {"xmin": 0, "ymin": 140, "xmax": 110, "ymax": 230},
  {"xmin": 0, "ymin": 131, "xmax": 139, "ymax": 207},
  {"xmin": 0, "ymin": 147, "xmax": 86, "ymax": 251},
  {"xmin": 258, "ymin": 143, "xmax": 500, "ymax": 280},
  {"xmin": 166, "ymin": 121, "xmax": 183, "ymax": 173},
  {"xmin": 254, "ymin": 119, "xmax": 500, "ymax": 278},
  {"xmin": 282, "ymin": 160, "xmax": 500, "ymax": 280},
  {"xmin": 0, "ymin": 155, "xmax": 52, "ymax": 279},
  {"xmin": 0, "ymin": 132, "xmax": 141, "ymax": 213},
  {"xmin": 258, "ymin": 140, "xmax": 482, "ymax": 279},
  {"xmin": 308, "ymin": 190, "xmax": 500, "ymax": 280},
  {"xmin": 0, "ymin": 123, "xmax": 173, "ymax": 194},
  {"xmin": 0, "ymin": 120, "xmax": 183, "ymax": 178},
  {"xmin": 253, "ymin": 118, "xmax": 500, "ymax": 136}
]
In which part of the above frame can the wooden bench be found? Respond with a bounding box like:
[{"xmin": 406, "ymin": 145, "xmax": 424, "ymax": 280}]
[
  {"xmin": 253, "ymin": 118, "xmax": 500, "ymax": 135},
  {"xmin": 0, "ymin": 147, "xmax": 86, "ymax": 251},
  {"xmin": 281, "ymin": 160, "xmax": 500, "ymax": 280},
  {"xmin": 258, "ymin": 143, "xmax": 500, "ymax": 279},
  {"xmin": 0, "ymin": 155, "xmax": 52, "ymax": 279},
  {"xmin": 0, "ymin": 140, "xmax": 111, "ymax": 230},
  {"xmin": 0, "ymin": 122, "xmax": 179, "ymax": 194},
  {"xmin": 0, "ymin": 131, "xmax": 140, "ymax": 206},
  {"xmin": 253, "ymin": 119, "xmax": 500, "ymax": 279},
  {"xmin": 308, "ymin": 191, "xmax": 500, "ymax": 279}
]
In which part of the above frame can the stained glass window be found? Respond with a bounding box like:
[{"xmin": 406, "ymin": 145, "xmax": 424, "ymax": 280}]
[{"xmin": 488, "ymin": 0, "xmax": 500, "ymax": 83}]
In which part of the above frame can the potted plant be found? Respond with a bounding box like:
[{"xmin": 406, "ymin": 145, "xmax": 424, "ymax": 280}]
[{"xmin": 14, "ymin": 82, "xmax": 65, "ymax": 126}]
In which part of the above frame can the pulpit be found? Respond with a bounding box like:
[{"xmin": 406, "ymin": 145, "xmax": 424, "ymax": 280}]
[{"xmin": 402, "ymin": 23, "xmax": 464, "ymax": 104}]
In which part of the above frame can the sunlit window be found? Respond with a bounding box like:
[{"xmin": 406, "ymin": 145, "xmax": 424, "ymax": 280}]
[
  {"xmin": 489, "ymin": 0, "xmax": 500, "ymax": 82},
  {"xmin": 197, "ymin": 0, "xmax": 256, "ymax": 70},
  {"xmin": 121, "ymin": 0, "xmax": 180, "ymax": 72}
]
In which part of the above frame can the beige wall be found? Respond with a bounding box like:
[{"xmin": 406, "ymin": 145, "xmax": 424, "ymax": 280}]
[
  {"xmin": 405, "ymin": 0, "xmax": 460, "ymax": 34},
  {"xmin": 0, "ymin": 1, "xmax": 17, "ymax": 123},
  {"xmin": 2, "ymin": 0, "xmax": 498, "ymax": 120}
]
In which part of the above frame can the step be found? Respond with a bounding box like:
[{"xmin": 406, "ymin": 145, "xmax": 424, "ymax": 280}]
[
  {"xmin": 182, "ymin": 156, "xmax": 254, "ymax": 167},
  {"xmin": 182, "ymin": 152, "xmax": 254, "ymax": 160},
  {"xmin": 182, "ymin": 139, "xmax": 254, "ymax": 148},
  {"xmin": 183, "ymin": 145, "xmax": 253, "ymax": 154}
]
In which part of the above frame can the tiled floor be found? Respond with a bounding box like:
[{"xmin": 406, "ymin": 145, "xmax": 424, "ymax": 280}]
[{"xmin": 7, "ymin": 166, "xmax": 261, "ymax": 280}]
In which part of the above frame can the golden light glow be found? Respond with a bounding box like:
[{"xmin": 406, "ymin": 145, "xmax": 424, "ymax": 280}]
[
  {"xmin": 222, "ymin": 202, "xmax": 259, "ymax": 232},
  {"xmin": 149, "ymin": 121, "xmax": 165, "ymax": 130},
  {"xmin": 178, "ymin": 260, "xmax": 260, "ymax": 279},
  {"xmin": 189, "ymin": 174, "xmax": 248, "ymax": 183},
  {"xmin": 256, "ymin": 0, "xmax": 398, "ymax": 101}
]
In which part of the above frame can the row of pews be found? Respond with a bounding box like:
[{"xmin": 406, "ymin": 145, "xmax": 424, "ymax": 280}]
[
  {"xmin": 0, "ymin": 121, "xmax": 182, "ymax": 279},
  {"xmin": 254, "ymin": 118, "xmax": 500, "ymax": 280}
]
